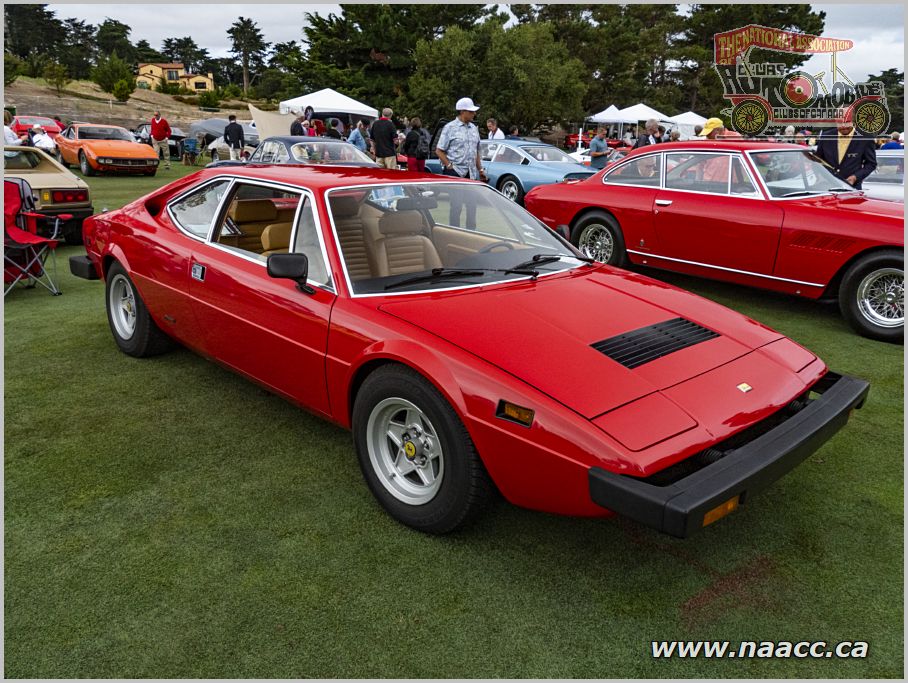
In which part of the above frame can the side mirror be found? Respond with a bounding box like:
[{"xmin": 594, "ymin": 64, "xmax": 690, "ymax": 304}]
[{"xmin": 267, "ymin": 253, "xmax": 315, "ymax": 294}]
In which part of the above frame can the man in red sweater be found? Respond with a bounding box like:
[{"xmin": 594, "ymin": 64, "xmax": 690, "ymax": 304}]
[{"xmin": 150, "ymin": 111, "xmax": 172, "ymax": 170}]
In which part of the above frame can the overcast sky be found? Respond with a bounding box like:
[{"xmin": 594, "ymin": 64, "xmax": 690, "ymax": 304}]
[{"xmin": 46, "ymin": 3, "xmax": 903, "ymax": 84}]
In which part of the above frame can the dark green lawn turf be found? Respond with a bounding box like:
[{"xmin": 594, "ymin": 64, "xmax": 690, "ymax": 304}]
[{"xmin": 4, "ymin": 164, "xmax": 904, "ymax": 677}]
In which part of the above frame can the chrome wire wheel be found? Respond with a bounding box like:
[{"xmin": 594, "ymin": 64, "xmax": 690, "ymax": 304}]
[
  {"xmin": 366, "ymin": 397, "xmax": 444, "ymax": 505},
  {"xmin": 500, "ymin": 178, "xmax": 520, "ymax": 201},
  {"xmin": 578, "ymin": 223, "xmax": 614, "ymax": 262},
  {"xmin": 856, "ymin": 266, "xmax": 904, "ymax": 329},
  {"xmin": 108, "ymin": 273, "xmax": 137, "ymax": 340}
]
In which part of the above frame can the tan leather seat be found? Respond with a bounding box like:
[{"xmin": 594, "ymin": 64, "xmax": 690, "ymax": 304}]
[
  {"xmin": 224, "ymin": 199, "xmax": 279, "ymax": 252},
  {"xmin": 260, "ymin": 222, "xmax": 293, "ymax": 256},
  {"xmin": 373, "ymin": 211, "xmax": 442, "ymax": 277},
  {"xmin": 331, "ymin": 196, "xmax": 375, "ymax": 280}
]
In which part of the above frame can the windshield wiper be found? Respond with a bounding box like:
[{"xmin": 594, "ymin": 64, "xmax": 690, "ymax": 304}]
[
  {"xmin": 780, "ymin": 190, "xmax": 830, "ymax": 198},
  {"xmin": 508, "ymin": 253, "xmax": 595, "ymax": 272},
  {"xmin": 384, "ymin": 268, "xmax": 487, "ymax": 290}
]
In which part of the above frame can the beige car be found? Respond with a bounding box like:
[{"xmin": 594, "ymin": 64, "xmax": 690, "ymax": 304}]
[{"xmin": 4, "ymin": 145, "xmax": 94, "ymax": 244}]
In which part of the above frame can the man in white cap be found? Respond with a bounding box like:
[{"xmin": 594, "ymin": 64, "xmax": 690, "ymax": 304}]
[
  {"xmin": 436, "ymin": 97, "xmax": 487, "ymax": 228},
  {"xmin": 28, "ymin": 123, "xmax": 57, "ymax": 153}
]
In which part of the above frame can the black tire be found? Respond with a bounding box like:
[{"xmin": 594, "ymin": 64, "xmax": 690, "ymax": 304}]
[
  {"xmin": 497, "ymin": 175, "xmax": 525, "ymax": 204},
  {"xmin": 79, "ymin": 151, "xmax": 95, "ymax": 177},
  {"xmin": 570, "ymin": 211, "xmax": 627, "ymax": 266},
  {"xmin": 838, "ymin": 249, "xmax": 904, "ymax": 343},
  {"xmin": 352, "ymin": 365, "xmax": 495, "ymax": 534},
  {"xmin": 105, "ymin": 262, "xmax": 174, "ymax": 357},
  {"xmin": 60, "ymin": 154, "xmax": 70, "ymax": 168}
]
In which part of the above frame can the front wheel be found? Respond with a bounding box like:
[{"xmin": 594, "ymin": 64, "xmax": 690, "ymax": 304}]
[
  {"xmin": 570, "ymin": 211, "xmax": 627, "ymax": 266},
  {"xmin": 105, "ymin": 262, "xmax": 175, "ymax": 357},
  {"xmin": 352, "ymin": 365, "xmax": 494, "ymax": 533},
  {"xmin": 497, "ymin": 175, "xmax": 525, "ymax": 204},
  {"xmin": 838, "ymin": 250, "xmax": 904, "ymax": 343},
  {"xmin": 79, "ymin": 151, "xmax": 95, "ymax": 177}
]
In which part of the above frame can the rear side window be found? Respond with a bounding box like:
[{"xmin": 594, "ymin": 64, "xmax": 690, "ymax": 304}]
[
  {"xmin": 604, "ymin": 155, "xmax": 661, "ymax": 186},
  {"xmin": 168, "ymin": 180, "xmax": 231, "ymax": 238}
]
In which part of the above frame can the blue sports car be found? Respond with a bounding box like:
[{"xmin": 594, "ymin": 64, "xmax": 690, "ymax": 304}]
[{"xmin": 425, "ymin": 138, "xmax": 596, "ymax": 204}]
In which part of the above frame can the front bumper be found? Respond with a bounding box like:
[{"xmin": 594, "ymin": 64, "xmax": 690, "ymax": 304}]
[
  {"xmin": 589, "ymin": 372, "xmax": 870, "ymax": 538},
  {"xmin": 69, "ymin": 254, "xmax": 100, "ymax": 280}
]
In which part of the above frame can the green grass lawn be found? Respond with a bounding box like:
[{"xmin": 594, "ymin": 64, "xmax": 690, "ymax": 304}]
[{"xmin": 4, "ymin": 169, "xmax": 904, "ymax": 677}]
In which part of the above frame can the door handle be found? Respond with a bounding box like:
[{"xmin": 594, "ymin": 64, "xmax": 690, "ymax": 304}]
[
  {"xmin": 655, "ymin": 199, "xmax": 673, "ymax": 206},
  {"xmin": 191, "ymin": 262, "xmax": 206, "ymax": 282}
]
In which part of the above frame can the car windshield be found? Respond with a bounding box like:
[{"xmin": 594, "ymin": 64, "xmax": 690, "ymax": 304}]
[
  {"xmin": 522, "ymin": 146, "xmax": 575, "ymax": 163},
  {"xmin": 17, "ymin": 116, "xmax": 56, "ymax": 127},
  {"xmin": 289, "ymin": 141, "xmax": 374, "ymax": 165},
  {"xmin": 78, "ymin": 126, "xmax": 134, "ymax": 141},
  {"xmin": 749, "ymin": 149, "xmax": 853, "ymax": 197},
  {"xmin": 2, "ymin": 149, "xmax": 53, "ymax": 170},
  {"xmin": 327, "ymin": 182, "xmax": 588, "ymax": 294}
]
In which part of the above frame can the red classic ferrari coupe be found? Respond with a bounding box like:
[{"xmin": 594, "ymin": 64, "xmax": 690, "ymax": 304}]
[
  {"xmin": 70, "ymin": 166, "xmax": 869, "ymax": 537},
  {"xmin": 524, "ymin": 141, "xmax": 904, "ymax": 343}
]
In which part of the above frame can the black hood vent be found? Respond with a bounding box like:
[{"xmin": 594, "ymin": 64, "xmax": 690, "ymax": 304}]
[{"xmin": 592, "ymin": 318, "xmax": 719, "ymax": 369}]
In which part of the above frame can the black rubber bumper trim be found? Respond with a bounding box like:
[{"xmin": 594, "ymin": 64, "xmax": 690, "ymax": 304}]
[
  {"xmin": 69, "ymin": 254, "xmax": 100, "ymax": 280},
  {"xmin": 589, "ymin": 372, "xmax": 870, "ymax": 538}
]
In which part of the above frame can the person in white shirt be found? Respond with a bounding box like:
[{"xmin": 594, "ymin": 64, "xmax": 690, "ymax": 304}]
[
  {"xmin": 29, "ymin": 125, "xmax": 57, "ymax": 152},
  {"xmin": 486, "ymin": 117, "xmax": 505, "ymax": 140},
  {"xmin": 4, "ymin": 110, "xmax": 24, "ymax": 146}
]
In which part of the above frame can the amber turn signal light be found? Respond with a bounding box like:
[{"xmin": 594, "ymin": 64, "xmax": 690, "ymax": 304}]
[
  {"xmin": 496, "ymin": 400, "xmax": 535, "ymax": 428},
  {"xmin": 702, "ymin": 495, "xmax": 740, "ymax": 527}
]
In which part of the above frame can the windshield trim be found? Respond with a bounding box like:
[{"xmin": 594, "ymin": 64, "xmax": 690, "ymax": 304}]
[
  {"xmin": 323, "ymin": 180, "xmax": 585, "ymax": 298},
  {"xmin": 744, "ymin": 148, "xmax": 854, "ymax": 201}
]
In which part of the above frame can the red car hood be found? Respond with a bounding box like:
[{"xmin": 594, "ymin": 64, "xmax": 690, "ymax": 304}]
[
  {"xmin": 799, "ymin": 193, "xmax": 905, "ymax": 219},
  {"xmin": 380, "ymin": 267, "xmax": 785, "ymax": 418}
]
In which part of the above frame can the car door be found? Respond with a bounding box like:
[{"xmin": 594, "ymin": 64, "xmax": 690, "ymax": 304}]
[
  {"xmin": 652, "ymin": 152, "xmax": 783, "ymax": 274},
  {"xmin": 144, "ymin": 178, "xmax": 233, "ymax": 348},
  {"xmin": 57, "ymin": 127, "xmax": 78, "ymax": 164},
  {"xmin": 598, "ymin": 152, "xmax": 663, "ymax": 252},
  {"xmin": 487, "ymin": 143, "xmax": 528, "ymax": 189},
  {"xmin": 188, "ymin": 179, "xmax": 335, "ymax": 416}
]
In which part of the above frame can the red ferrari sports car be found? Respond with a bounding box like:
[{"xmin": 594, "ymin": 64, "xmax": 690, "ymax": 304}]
[
  {"xmin": 70, "ymin": 166, "xmax": 869, "ymax": 537},
  {"xmin": 524, "ymin": 141, "xmax": 904, "ymax": 343}
]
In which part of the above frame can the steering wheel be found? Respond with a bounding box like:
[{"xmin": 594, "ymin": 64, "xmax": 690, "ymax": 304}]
[{"xmin": 478, "ymin": 240, "xmax": 516, "ymax": 254}]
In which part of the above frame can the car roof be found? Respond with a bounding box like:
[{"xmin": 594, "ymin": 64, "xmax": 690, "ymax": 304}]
[
  {"xmin": 193, "ymin": 164, "xmax": 469, "ymax": 190},
  {"xmin": 483, "ymin": 138, "xmax": 559, "ymax": 150},
  {"xmin": 72, "ymin": 123, "xmax": 129, "ymax": 130},
  {"xmin": 620, "ymin": 140, "xmax": 806, "ymax": 158},
  {"xmin": 263, "ymin": 136, "xmax": 351, "ymax": 144}
]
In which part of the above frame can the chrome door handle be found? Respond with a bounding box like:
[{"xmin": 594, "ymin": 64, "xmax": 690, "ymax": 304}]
[{"xmin": 655, "ymin": 199, "xmax": 673, "ymax": 206}]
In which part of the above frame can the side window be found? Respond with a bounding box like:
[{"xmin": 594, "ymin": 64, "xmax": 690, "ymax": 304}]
[
  {"xmin": 496, "ymin": 146, "xmax": 525, "ymax": 164},
  {"xmin": 603, "ymin": 155, "xmax": 661, "ymax": 186},
  {"xmin": 730, "ymin": 157, "xmax": 759, "ymax": 196},
  {"xmin": 664, "ymin": 153, "xmax": 730, "ymax": 194},
  {"xmin": 214, "ymin": 183, "xmax": 301, "ymax": 261},
  {"xmin": 168, "ymin": 180, "xmax": 231, "ymax": 238},
  {"xmin": 273, "ymin": 143, "xmax": 290, "ymax": 163},
  {"xmin": 291, "ymin": 196, "xmax": 331, "ymax": 288},
  {"xmin": 480, "ymin": 143, "xmax": 498, "ymax": 162}
]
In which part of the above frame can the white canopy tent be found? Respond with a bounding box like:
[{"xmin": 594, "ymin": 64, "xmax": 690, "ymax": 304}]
[
  {"xmin": 279, "ymin": 88, "xmax": 378, "ymax": 120},
  {"xmin": 669, "ymin": 111, "xmax": 708, "ymax": 139},
  {"xmin": 588, "ymin": 104, "xmax": 631, "ymax": 123},
  {"xmin": 616, "ymin": 102, "xmax": 674, "ymax": 125}
]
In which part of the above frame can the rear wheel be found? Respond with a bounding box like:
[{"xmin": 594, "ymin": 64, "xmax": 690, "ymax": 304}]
[
  {"xmin": 838, "ymin": 250, "xmax": 904, "ymax": 343},
  {"xmin": 353, "ymin": 365, "xmax": 494, "ymax": 533},
  {"xmin": 570, "ymin": 211, "xmax": 627, "ymax": 266},
  {"xmin": 497, "ymin": 175, "xmax": 525, "ymax": 204},
  {"xmin": 105, "ymin": 262, "xmax": 174, "ymax": 357},
  {"xmin": 79, "ymin": 151, "xmax": 95, "ymax": 177}
]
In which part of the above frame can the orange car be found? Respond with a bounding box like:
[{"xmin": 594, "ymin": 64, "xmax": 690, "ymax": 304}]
[{"xmin": 56, "ymin": 123, "xmax": 159, "ymax": 176}]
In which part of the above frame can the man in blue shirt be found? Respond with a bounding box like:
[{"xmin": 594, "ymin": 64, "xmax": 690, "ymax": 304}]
[
  {"xmin": 881, "ymin": 132, "xmax": 904, "ymax": 150},
  {"xmin": 589, "ymin": 127, "xmax": 610, "ymax": 169},
  {"xmin": 436, "ymin": 97, "xmax": 488, "ymax": 228}
]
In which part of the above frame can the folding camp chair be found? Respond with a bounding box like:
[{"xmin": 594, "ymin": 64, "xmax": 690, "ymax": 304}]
[
  {"xmin": 4, "ymin": 178, "xmax": 69, "ymax": 297},
  {"xmin": 181, "ymin": 137, "xmax": 200, "ymax": 165}
]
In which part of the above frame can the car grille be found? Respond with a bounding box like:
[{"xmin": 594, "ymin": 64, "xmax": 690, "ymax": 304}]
[
  {"xmin": 591, "ymin": 318, "xmax": 719, "ymax": 369},
  {"xmin": 105, "ymin": 158, "xmax": 154, "ymax": 166}
]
